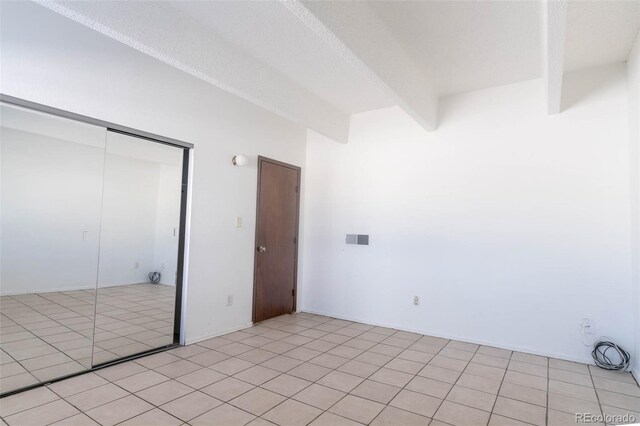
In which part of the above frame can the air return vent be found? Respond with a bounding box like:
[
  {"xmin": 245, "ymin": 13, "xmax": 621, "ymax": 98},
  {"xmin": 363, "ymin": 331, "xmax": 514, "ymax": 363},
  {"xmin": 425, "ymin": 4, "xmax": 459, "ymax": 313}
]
[{"xmin": 346, "ymin": 234, "xmax": 369, "ymax": 245}]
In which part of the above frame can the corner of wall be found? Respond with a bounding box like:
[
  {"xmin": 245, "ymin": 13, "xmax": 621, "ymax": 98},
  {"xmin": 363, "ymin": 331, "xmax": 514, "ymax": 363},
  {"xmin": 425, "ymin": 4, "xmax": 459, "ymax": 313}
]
[{"xmin": 628, "ymin": 29, "xmax": 640, "ymax": 380}]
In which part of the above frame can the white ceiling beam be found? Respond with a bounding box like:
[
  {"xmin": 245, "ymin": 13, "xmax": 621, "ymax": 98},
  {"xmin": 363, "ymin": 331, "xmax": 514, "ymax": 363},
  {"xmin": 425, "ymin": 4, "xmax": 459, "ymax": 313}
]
[
  {"xmin": 35, "ymin": 0, "xmax": 351, "ymax": 143},
  {"xmin": 543, "ymin": 0, "xmax": 568, "ymax": 115},
  {"xmin": 280, "ymin": 0, "xmax": 438, "ymax": 132}
]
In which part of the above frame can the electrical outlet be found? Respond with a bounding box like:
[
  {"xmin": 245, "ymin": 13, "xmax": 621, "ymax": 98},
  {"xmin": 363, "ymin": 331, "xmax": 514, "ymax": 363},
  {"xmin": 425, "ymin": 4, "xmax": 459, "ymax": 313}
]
[
  {"xmin": 235, "ymin": 217, "xmax": 242, "ymax": 228},
  {"xmin": 413, "ymin": 296, "xmax": 419, "ymax": 306},
  {"xmin": 134, "ymin": 261, "xmax": 139, "ymax": 269},
  {"xmin": 226, "ymin": 295, "xmax": 234, "ymax": 306},
  {"xmin": 579, "ymin": 318, "xmax": 597, "ymax": 347},
  {"xmin": 580, "ymin": 318, "xmax": 594, "ymax": 335}
]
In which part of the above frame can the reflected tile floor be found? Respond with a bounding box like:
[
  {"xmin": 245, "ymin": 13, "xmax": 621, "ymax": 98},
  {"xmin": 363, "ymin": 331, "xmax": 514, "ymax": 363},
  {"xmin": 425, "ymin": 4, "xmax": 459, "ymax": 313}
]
[
  {"xmin": 0, "ymin": 284, "xmax": 174, "ymax": 394},
  {"xmin": 93, "ymin": 284, "xmax": 174, "ymax": 365},
  {"xmin": 0, "ymin": 312, "xmax": 638, "ymax": 426}
]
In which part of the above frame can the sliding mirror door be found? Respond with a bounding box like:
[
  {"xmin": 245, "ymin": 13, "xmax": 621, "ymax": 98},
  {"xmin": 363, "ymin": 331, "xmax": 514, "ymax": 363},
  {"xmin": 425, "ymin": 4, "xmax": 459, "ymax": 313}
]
[
  {"xmin": 92, "ymin": 131, "xmax": 184, "ymax": 366},
  {"xmin": 0, "ymin": 103, "xmax": 105, "ymax": 394},
  {"xmin": 1, "ymin": 98, "xmax": 189, "ymax": 395}
]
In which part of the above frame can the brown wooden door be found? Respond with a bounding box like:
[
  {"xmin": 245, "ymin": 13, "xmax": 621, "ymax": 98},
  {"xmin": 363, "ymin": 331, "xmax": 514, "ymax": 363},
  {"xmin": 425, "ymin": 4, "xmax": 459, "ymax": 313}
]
[{"xmin": 253, "ymin": 156, "xmax": 301, "ymax": 323}]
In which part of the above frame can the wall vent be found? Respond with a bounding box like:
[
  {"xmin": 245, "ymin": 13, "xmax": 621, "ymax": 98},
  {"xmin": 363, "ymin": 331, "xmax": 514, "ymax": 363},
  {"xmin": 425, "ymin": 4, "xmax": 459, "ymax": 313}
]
[{"xmin": 346, "ymin": 234, "xmax": 369, "ymax": 245}]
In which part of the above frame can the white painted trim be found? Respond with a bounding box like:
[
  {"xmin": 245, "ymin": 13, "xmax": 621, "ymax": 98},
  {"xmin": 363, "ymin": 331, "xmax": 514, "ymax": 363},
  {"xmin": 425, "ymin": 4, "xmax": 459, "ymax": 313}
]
[
  {"xmin": 542, "ymin": 0, "xmax": 567, "ymax": 114},
  {"xmin": 185, "ymin": 322, "xmax": 254, "ymax": 346},
  {"xmin": 281, "ymin": 0, "xmax": 438, "ymax": 133},
  {"xmin": 301, "ymin": 308, "xmax": 596, "ymax": 365}
]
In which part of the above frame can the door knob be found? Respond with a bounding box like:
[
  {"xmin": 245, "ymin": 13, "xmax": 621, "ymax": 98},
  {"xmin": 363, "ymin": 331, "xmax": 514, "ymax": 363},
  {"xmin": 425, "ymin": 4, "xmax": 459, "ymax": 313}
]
[{"xmin": 257, "ymin": 245, "xmax": 267, "ymax": 253}]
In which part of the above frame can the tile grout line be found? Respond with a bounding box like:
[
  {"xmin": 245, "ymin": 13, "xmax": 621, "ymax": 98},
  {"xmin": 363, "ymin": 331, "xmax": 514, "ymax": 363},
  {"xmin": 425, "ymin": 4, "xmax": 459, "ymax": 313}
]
[
  {"xmin": 406, "ymin": 339, "xmax": 466, "ymax": 422},
  {"xmin": 305, "ymin": 319, "xmax": 556, "ymax": 425},
  {"xmin": 113, "ymin": 320, "xmax": 558, "ymax": 425},
  {"xmin": 163, "ymin": 318, "xmax": 637, "ymax": 425},
  {"xmin": 546, "ymin": 352, "xmax": 550, "ymax": 426},
  {"xmin": 1, "ymin": 285, "xmax": 175, "ymax": 388},
  {"xmin": 488, "ymin": 349, "xmax": 514, "ymax": 425},
  {"xmin": 236, "ymin": 320, "xmax": 371, "ymax": 425},
  {"xmin": 146, "ymin": 317, "xmax": 374, "ymax": 425},
  {"xmin": 588, "ymin": 361, "xmax": 605, "ymax": 420},
  {"xmin": 366, "ymin": 337, "xmax": 452, "ymax": 425},
  {"xmin": 228, "ymin": 319, "xmax": 428, "ymax": 425},
  {"xmin": 428, "ymin": 343, "xmax": 530, "ymax": 426},
  {"xmin": 47, "ymin": 351, "xmax": 198, "ymax": 425},
  {"xmin": 1, "ymin": 294, "xmax": 92, "ymax": 382},
  {"xmin": 245, "ymin": 319, "xmax": 398, "ymax": 425},
  {"xmin": 309, "ymin": 329, "xmax": 427, "ymax": 425}
]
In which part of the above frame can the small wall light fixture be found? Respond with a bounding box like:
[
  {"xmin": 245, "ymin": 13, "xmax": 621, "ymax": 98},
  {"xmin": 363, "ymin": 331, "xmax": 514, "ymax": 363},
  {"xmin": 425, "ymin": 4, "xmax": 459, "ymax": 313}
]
[{"xmin": 232, "ymin": 154, "xmax": 248, "ymax": 167}]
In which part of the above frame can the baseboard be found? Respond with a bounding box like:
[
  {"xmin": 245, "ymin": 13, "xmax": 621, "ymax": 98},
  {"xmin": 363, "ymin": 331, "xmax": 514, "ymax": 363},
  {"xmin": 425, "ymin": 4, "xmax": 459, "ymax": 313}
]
[
  {"xmin": 301, "ymin": 307, "xmax": 595, "ymax": 365},
  {"xmin": 185, "ymin": 322, "xmax": 254, "ymax": 346},
  {"xmin": 179, "ymin": 307, "xmax": 632, "ymax": 373}
]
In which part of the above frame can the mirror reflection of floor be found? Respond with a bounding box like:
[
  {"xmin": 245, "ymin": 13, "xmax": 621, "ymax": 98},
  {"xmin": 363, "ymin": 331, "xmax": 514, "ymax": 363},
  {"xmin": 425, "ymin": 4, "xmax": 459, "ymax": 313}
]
[
  {"xmin": 0, "ymin": 290, "xmax": 95, "ymax": 393},
  {"xmin": 93, "ymin": 284, "xmax": 175, "ymax": 365},
  {"xmin": 0, "ymin": 283, "xmax": 175, "ymax": 394}
]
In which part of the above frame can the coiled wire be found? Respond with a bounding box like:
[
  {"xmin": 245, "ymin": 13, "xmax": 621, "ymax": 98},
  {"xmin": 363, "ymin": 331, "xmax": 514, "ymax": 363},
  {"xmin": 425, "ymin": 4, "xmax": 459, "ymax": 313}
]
[
  {"xmin": 592, "ymin": 340, "xmax": 631, "ymax": 371},
  {"xmin": 148, "ymin": 271, "xmax": 161, "ymax": 284}
]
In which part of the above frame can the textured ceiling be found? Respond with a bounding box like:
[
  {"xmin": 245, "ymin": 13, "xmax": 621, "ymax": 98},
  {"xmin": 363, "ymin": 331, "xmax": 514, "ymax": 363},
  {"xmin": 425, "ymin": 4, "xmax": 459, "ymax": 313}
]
[
  {"xmin": 35, "ymin": 0, "xmax": 356, "ymax": 142},
  {"xmin": 168, "ymin": 1, "xmax": 394, "ymax": 115},
  {"xmin": 564, "ymin": 0, "xmax": 640, "ymax": 72},
  {"xmin": 367, "ymin": 1, "xmax": 543, "ymax": 97},
  {"xmin": 292, "ymin": 0, "xmax": 438, "ymax": 131},
  {"xmin": 25, "ymin": 0, "xmax": 640, "ymax": 140},
  {"xmin": 366, "ymin": 0, "xmax": 639, "ymax": 95}
]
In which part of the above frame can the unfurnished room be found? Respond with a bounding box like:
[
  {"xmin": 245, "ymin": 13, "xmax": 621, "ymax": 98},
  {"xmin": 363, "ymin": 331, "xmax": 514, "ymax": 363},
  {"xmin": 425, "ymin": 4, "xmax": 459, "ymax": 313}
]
[{"xmin": 0, "ymin": 0, "xmax": 639, "ymax": 425}]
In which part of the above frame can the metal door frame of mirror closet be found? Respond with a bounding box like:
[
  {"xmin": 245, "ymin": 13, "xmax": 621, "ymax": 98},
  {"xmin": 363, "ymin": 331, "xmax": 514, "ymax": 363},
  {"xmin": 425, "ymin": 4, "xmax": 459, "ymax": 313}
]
[{"xmin": 0, "ymin": 94, "xmax": 193, "ymax": 398}]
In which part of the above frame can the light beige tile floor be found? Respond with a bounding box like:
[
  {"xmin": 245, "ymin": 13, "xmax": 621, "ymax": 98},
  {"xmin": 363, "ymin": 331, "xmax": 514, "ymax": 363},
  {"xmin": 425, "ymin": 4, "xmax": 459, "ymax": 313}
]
[
  {"xmin": 93, "ymin": 284, "xmax": 175, "ymax": 365},
  {"xmin": 1, "ymin": 312, "xmax": 638, "ymax": 425},
  {"xmin": 0, "ymin": 284, "xmax": 175, "ymax": 394}
]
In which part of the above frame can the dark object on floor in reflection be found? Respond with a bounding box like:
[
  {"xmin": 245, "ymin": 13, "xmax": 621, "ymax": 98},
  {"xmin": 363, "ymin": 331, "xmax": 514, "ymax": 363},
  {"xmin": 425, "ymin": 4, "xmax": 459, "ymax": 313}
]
[
  {"xmin": 592, "ymin": 340, "xmax": 631, "ymax": 371},
  {"xmin": 148, "ymin": 271, "xmax": 162, "ymax": 284}
]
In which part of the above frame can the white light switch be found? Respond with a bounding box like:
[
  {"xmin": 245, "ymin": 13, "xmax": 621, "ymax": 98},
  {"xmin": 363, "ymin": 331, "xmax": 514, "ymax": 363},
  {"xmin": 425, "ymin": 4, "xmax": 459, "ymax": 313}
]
[{"xmin": 235, "ymin": 217, "xmax": 242, "ymax": 228}]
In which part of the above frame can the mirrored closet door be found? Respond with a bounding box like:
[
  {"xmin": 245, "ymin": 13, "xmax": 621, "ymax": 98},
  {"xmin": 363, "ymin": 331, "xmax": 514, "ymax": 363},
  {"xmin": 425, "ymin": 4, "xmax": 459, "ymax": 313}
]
[
  {"xmin": 0, "ymin": 100, "xmax": 189, "ymax": 395},
  {"xmin": 92, "ymin": 131, "xmax": 184, "ymax": 366},
  {"xmin": 0, "ymin": 103, "xmax": 105, "ymax": 394}
]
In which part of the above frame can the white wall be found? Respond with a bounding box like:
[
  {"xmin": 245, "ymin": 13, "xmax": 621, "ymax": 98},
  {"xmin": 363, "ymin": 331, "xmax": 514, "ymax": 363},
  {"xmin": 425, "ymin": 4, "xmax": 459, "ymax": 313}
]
[
  {"xmin": 302, "ymin": 64, "xmax": 634, "ymax": 364},
  {"xmin": 0, "ymin": 1, "xmax": 306, "ymax": 342},
  {"xmin": 628, "ymin": 31, "xmax": 640, "ymax": 379}
]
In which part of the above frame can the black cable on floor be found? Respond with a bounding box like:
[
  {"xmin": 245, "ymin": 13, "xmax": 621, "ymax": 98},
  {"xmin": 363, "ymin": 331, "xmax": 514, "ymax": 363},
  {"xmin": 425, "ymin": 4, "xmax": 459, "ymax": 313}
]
[{"xmin": 592, "ymin": 340, "xmax": 631, "ymax": 371}]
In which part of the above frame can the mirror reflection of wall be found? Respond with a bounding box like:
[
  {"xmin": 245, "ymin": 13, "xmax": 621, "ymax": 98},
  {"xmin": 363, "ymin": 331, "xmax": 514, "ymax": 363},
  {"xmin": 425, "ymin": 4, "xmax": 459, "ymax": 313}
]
[
  {"xmin": 92, "ymin": 131, "xmax": 183, "ymax": 366},
  {"xmin": 0, "ymin": 100, "xmax": 188, "ymax": 395},
  {"xmin": 0, "ymin": 103, "xmax": 104, "ymax": 393}
]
